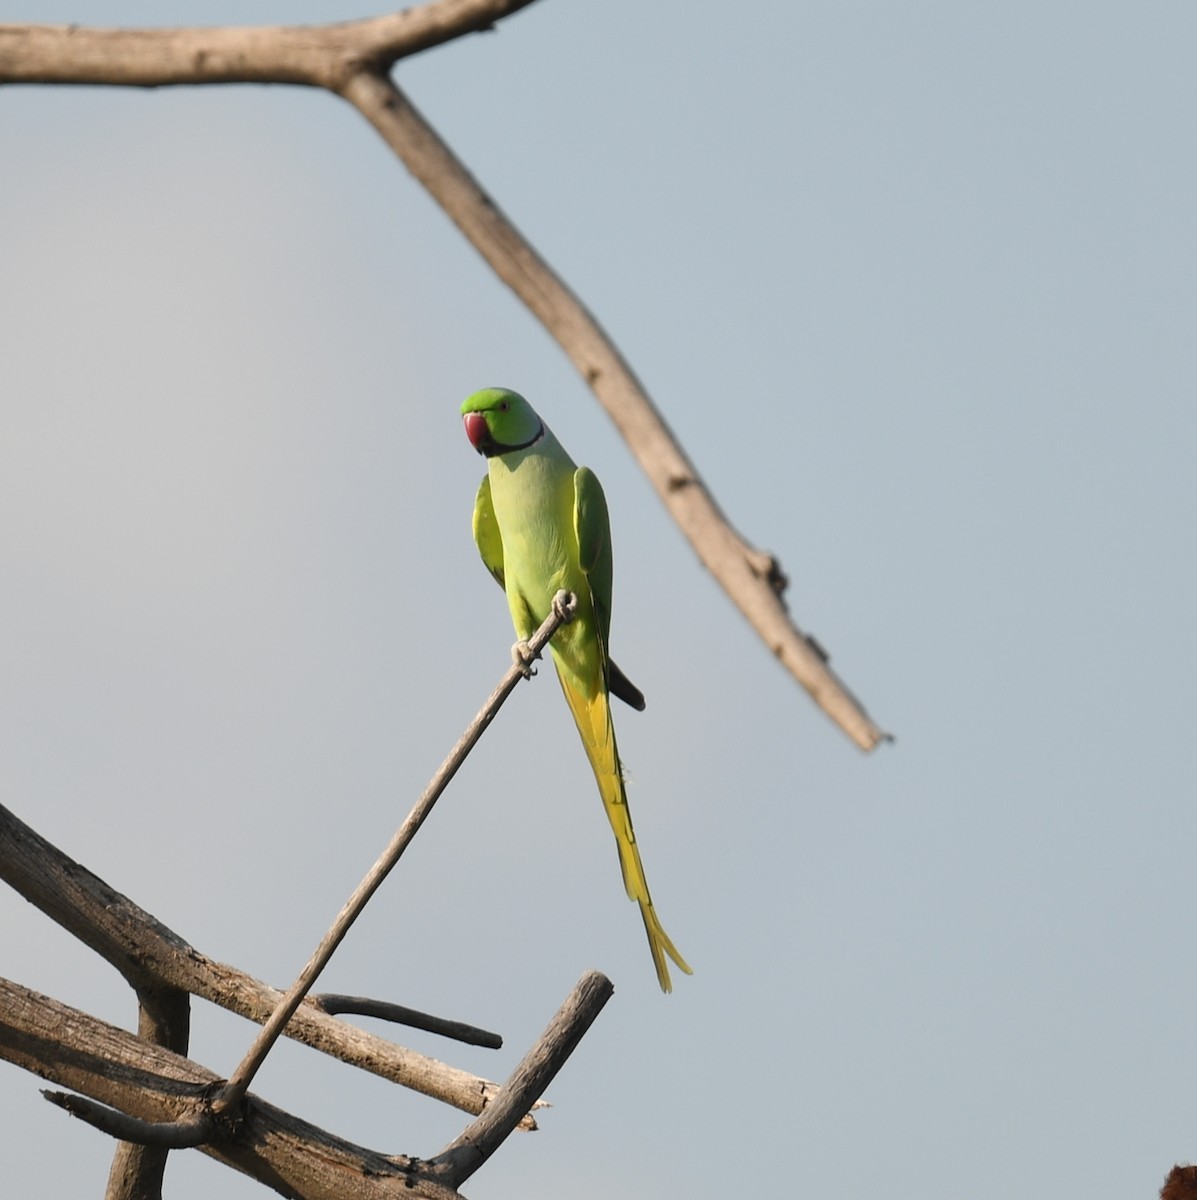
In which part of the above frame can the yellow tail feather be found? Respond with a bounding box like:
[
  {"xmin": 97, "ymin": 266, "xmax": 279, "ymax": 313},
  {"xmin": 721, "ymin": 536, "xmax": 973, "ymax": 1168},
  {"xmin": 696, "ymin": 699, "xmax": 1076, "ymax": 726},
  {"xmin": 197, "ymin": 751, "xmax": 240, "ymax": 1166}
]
[{"xmin": 555, "ymin": 669, "xmax": 692, "ymax": 992}]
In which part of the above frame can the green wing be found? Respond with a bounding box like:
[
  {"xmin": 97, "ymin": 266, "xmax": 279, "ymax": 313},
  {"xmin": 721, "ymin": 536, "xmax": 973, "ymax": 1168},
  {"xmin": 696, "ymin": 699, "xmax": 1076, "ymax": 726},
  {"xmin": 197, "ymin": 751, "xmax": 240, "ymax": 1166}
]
[
  {"xmin": 472, "ymin": 475, "xmax": 505, "ymax": 589},
  {"xmin": 573, "ymin": 468, "xmax": 645, "ymax": 711},
  {"xmin": 573, "ymin": 467, "xmax": 613, "ymax": 647}
]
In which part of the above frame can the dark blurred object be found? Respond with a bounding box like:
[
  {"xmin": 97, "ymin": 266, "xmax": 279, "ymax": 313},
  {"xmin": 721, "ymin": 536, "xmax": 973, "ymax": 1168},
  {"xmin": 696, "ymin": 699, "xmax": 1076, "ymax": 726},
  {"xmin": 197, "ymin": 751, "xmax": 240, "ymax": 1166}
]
[{"xmin": 1161, "ymin": 1164, "xmax": 1197, "ymax": 1200}]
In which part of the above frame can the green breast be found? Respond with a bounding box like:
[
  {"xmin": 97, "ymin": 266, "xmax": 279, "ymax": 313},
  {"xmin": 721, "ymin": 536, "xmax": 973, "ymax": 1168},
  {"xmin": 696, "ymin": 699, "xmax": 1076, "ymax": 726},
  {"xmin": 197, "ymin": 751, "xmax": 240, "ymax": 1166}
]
[{"xmin": 488, "ymin": 434, "xmax": 582, "ymax": 630}]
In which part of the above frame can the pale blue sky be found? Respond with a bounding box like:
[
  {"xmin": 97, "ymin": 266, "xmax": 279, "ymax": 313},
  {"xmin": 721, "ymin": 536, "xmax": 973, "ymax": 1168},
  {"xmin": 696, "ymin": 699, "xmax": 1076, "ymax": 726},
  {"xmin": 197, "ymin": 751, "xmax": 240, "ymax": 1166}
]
[{"xmin": 3, "ymin": 2, "xmax": 1196, "ymax": 1197}]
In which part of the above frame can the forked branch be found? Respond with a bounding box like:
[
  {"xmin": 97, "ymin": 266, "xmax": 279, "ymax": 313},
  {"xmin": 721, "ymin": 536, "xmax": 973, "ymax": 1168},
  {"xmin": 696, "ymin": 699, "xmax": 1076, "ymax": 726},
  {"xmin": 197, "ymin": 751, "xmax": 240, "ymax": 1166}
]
[
  {"xmin": 0, "ymin": 0, "xmax": 538, "ymax": 88},
  {"xmin": 213, "ymin": 592, "xmax": 577, "ymax": 1117},
  {"xmin": 0, "ymin": 0, "xmax": 889, "ymax": 750},
  {"xmin": 0, "ymin": 799, "xmax": 528, "ymax": 1120},
  {"xmin": 2, "ymin": 978, "xmax": 457, "ymax": 1200},
  {"xmin": 1, "ymin": 596, "xmax": 576, "ymax": 1139},
  {"xmin": 1, "ymin": 597, "xmax": 590, "ymax": 1194},
  {"xmin": 6, "ymin": 969, "xmax": 601, "ymax": 1199},
  {"xmin": 341, "ymin": 70, "xmax": 890, "ymax": 750}
]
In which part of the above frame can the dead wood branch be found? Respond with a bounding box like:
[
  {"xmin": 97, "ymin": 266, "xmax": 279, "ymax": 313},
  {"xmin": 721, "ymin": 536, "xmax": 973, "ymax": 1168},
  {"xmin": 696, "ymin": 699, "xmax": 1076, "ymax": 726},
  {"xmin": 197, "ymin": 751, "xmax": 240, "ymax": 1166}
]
[
  {"xmin": 0, "ymin": 0, "xmax": 537, "ymax": 88},
  {"xmin": 0, "ymin": 800, "xmax": 531, "ymax": 1123},
  {"xmin": 4, "ymin": 968, "xmax": 604, "ymax": 1199},
  {"xmin": 214, "ymin": 593, "xmax": 577, "ymax": 1117},
  {"xmin": 105, "ymin": 986, "xmax": 192, "ymax": 1197},
  {"xmin": 310, "ymin": 995, "xmax": 502, "ymax": 1050},
  {"xmin": 44, "ymin": 1091, "xmax": 214, "ymax": 1151},
  {"xmin": 341, "ymin": 71, "xmax": 891, "ymax": 751},
  {"xmin": 429, "ymin": 970, "xmax": 614, "ymax": 1189},
  {"xmin": 0, "ymin": 0, "xmax": 890, "ymax": 1190},
  {"xmin": 0, "ymin": 978, "xmax": 459, "ymax": 1200},
  {"xmin": 0, "ymin": 0, "xmax": 888, "ymax": 750},
  {"xmin": 1, "ymin": 594, "xmax": 576, "ymax": 1168}
]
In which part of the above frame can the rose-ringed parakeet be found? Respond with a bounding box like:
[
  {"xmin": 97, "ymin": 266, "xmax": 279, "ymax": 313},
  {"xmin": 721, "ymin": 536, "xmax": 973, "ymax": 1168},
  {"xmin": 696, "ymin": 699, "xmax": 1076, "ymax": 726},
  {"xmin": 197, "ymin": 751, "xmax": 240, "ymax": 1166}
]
[{"xmin": 461, "ymin": 387, "xmax": 690, "ymax": 992}]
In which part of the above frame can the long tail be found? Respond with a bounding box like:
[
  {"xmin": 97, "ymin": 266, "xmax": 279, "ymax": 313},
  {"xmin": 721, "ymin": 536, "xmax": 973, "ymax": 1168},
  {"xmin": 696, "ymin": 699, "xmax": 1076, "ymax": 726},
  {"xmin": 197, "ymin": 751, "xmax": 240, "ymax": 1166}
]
[{"xmin": 555, "ymin": 669, "xmax": 691, "ymax": 992}]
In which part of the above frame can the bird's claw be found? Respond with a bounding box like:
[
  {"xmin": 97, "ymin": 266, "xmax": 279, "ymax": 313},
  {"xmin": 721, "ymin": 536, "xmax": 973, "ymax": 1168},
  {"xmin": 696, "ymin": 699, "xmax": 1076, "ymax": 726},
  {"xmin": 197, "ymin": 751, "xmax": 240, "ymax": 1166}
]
[
  {"xmin": 511, "ymin": 594, "xmax": 574, "ymax": 679},
  {"xmin": 512, "ymin": 640, "xmax": 539, "ymax": 679},
  {"xmin": 552, "ymin": 590, "xmax": 577, "ymax": 624}
]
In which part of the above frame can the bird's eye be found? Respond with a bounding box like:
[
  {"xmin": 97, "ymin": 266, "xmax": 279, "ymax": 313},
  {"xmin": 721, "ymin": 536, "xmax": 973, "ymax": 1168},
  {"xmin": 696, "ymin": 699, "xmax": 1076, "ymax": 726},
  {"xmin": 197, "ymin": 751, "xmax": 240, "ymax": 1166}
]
[{"xmin": 498, "ymin": 401, "xmax": 509, "ymax": 412}]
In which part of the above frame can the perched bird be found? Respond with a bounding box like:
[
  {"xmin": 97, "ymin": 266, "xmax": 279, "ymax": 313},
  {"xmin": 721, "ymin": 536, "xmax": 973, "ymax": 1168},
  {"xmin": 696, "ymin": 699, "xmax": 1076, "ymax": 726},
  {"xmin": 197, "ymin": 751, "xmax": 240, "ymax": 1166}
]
[{"xmin": 461, "ymin": 387, "xmax": 691, "ymax": 992}]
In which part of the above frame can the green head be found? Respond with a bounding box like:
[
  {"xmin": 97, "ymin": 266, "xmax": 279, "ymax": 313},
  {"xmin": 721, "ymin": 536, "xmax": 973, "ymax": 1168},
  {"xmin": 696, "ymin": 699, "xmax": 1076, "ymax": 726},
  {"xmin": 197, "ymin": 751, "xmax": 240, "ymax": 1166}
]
[{"xmin": 461, "ymin": 387, "xmax": 544, "ymax": 457}]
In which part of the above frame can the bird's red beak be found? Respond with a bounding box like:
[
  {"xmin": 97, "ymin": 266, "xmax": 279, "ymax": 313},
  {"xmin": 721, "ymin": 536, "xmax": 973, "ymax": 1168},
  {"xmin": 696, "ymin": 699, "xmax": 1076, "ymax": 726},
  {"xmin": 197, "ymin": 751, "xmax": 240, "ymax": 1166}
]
[{"xmin": 463, "ymin": 411, "xmax": 489, "ymax": 452}]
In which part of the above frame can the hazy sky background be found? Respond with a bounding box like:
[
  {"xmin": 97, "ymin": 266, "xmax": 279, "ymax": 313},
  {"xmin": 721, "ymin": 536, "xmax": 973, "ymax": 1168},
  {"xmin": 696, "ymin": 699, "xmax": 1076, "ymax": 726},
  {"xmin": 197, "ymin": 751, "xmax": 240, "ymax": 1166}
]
[{"xmin": 3, "ymin": 2, "xmax": 1196, "ymax": 1197}]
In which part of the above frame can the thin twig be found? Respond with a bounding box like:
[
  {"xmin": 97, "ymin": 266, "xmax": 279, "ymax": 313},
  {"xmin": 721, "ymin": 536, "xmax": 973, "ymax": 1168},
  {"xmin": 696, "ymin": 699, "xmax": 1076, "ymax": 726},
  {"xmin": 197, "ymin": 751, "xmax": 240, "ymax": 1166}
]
[
  {"xmin": 427, "ymin": 970, "xmax": 614, "ymax": 1188},
  {"xmin": 43, "ymin": 1092, "xmax": 213, "ymax": 1150},
  {"xmin": 311, "ymin": 994, "xmax": 502, "ymax": 1049},
  {"xmin": 213, "ymin": 592, "xmax": 577, "ymax": 1118}
]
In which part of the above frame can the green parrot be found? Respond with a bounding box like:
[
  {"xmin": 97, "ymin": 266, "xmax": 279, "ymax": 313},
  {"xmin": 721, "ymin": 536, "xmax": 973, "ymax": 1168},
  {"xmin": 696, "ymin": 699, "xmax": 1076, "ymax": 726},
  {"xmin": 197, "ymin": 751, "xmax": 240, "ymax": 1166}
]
[{"xmin": 461, "ymin": 386, "xmax": 691, "ymax": 992}]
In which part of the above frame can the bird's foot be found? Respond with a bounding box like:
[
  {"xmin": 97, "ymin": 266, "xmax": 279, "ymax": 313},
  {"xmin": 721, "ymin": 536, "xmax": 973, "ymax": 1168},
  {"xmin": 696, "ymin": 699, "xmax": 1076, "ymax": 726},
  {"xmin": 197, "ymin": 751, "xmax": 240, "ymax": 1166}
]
[
  {"xmin": 511, "ymin": 640, "xmax": 539, "ymax": 679},
  {"xmin": 551, "ymin": 590, "xmax": 578, "ymax": 625}
]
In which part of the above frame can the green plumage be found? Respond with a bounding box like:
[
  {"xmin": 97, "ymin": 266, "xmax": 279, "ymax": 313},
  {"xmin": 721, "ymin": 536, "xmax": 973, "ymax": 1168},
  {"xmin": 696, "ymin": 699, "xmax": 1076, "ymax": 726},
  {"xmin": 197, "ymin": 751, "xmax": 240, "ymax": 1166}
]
[{"xmin": 462, "ymin": 387, "xmax": 688, "ymax": 991}]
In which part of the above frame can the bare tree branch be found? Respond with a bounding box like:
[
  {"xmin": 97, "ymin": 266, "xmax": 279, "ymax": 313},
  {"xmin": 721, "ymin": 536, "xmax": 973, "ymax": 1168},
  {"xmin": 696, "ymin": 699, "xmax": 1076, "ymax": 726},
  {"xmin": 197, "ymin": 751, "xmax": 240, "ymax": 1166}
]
[
  {"xmin": 310, "ymin": 995, "xmax": 502, "ymax": 1050},
  {"xmin": 34, "ymin": 973, "xmax": 609, "ymax": 1186},
  {"xmin": 104, "ymin": 986, "xmax": 191, "ymax": 1199},
  {"xmin": 46, "ymin": 1091, "xmax": 214, "ymax": 1151},
  {"xmin": 0, "ymin": 0, "xmax": 538, "ymax": 88},
  {"xmin": 0, "ymin": 800, "xmax": 534, "ymax": 1123},
  {"xmin": 213, "ymin": 593, "xmax": 576, "ymax": 1118},
  {"xmin": 428, "ymin": 970, "xmax": 614, "ymax": 1189},
  {"xmin": 2, "ymin": 598, "xmax": 581, "ymax": 1185},
  {"xmin": 1, "ymin": 978, "xmax": 461, "ymax": 1200},
  {"xmin": 0, "ymin": 0, "xmax": 892, "ymax": 1189},
  {"xmin": 0, "ymin": 0, "xmax": 889, "ymax": 751},
  {"xmin": 340, "ymin": 69, "xmax": 891, "ymax": 751}
]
